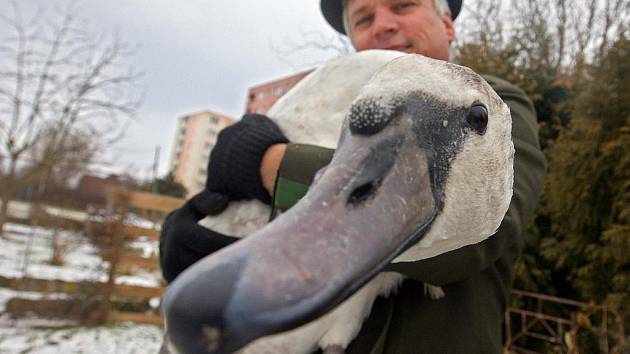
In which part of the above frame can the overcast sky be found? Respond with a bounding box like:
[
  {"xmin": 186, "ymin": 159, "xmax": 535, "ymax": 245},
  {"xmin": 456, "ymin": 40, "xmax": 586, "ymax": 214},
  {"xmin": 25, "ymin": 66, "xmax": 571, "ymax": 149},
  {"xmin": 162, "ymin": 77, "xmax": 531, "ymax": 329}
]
[{"xmin": 3, "ymin": 0, "xmax": 346, "ymax": 179}]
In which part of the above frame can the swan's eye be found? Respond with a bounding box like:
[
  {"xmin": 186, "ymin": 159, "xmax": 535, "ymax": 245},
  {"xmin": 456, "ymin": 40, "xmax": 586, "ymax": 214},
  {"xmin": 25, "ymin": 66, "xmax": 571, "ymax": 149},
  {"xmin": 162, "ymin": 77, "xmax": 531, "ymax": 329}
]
[{"xmin": 466, "ymin": 105, "xmax": 488, "ymax": 135}]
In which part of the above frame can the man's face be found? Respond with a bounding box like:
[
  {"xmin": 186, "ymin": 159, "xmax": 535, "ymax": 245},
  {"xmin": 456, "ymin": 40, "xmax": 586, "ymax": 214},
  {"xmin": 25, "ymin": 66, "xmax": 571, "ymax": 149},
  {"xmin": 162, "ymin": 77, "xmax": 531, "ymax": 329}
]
[{"xmin": 345, "ymin": 0, "xmax": 454, "ymax": 61}]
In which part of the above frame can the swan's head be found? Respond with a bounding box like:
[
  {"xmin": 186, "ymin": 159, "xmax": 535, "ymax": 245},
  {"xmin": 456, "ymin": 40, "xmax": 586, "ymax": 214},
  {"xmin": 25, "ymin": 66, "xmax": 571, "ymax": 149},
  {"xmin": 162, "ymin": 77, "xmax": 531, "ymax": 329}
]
[{"xmin": 163, "ymin": 53, "xmax": 514, "ymax": 354}]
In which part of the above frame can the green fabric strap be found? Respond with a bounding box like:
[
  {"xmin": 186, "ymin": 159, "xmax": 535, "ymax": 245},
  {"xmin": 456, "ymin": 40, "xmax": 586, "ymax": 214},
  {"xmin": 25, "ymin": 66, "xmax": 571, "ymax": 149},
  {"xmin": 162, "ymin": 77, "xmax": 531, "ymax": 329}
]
[
  {"xmin": 271, "ymin": 143, "xmax": 335, "ymax": 215},
  {"xmin": 273, "ymin": 177, "xmax": 310, "ymax": 213}
]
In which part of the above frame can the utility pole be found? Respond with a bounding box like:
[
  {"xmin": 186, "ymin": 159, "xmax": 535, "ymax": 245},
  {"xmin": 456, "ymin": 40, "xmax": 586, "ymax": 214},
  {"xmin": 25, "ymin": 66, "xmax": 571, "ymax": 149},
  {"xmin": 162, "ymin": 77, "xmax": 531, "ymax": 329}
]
[{"xmin": 152, "ymin": 146, "xmax": 160, "ymax": 194}]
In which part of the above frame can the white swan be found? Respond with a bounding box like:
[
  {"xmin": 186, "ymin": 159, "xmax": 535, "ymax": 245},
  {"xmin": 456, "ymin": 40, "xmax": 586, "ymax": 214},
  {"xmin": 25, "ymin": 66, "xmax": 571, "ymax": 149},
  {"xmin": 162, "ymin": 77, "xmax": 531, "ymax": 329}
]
[{"xmin": 163, "ymin": 50, "xmax": 514, "ymax": 354}]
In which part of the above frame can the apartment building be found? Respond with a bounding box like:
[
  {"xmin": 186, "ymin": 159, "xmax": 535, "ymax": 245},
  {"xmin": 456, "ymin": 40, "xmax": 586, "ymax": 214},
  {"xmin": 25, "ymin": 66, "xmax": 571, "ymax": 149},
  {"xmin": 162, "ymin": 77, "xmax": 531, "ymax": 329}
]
[
  {"xmin": 170, "ymin": 70, "xmax": 315, "ymax": 197},
  {"xmin": 169, "ymin": 111, "xmax": 235, "ymax": 197}
]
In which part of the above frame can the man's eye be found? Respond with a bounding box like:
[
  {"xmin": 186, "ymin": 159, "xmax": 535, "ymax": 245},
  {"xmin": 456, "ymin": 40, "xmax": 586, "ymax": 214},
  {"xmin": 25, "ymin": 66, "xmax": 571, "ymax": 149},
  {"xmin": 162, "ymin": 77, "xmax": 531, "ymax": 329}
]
[
  {"xmin": 394, "ymin": 2, "xmax": 416, "ymax": 11},
  {"xmin": 353, "ymin": 15, "xmax": 372, "ymax": 28}
]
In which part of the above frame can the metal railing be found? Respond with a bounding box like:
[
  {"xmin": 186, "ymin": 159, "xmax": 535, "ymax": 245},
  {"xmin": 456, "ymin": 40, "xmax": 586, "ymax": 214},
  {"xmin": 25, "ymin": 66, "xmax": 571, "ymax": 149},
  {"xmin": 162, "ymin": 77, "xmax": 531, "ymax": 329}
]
[{"xmin": 505, "ymin": 289, "xmax": 628, "ymax": 353}]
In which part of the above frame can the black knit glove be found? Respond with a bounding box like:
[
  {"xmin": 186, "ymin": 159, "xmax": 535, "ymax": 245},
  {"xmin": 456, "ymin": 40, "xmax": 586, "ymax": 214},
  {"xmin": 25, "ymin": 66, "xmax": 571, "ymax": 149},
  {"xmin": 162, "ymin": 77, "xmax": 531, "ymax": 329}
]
[
  {"xmin": 206, "ymin": 113, "xmax": 289, "ymax": 204},
  {"xmin": 159, "ymin": 114, "xmax": 287, "ymax": 282},
  {"xmin": 159, "ymin": 190, "xmax": 239, "ymax": 283}
]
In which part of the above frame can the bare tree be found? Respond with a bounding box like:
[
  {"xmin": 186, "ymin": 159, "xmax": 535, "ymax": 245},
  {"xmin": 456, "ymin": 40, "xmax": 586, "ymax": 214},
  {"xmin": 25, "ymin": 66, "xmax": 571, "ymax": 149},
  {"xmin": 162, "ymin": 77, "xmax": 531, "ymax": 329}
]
[
  {"xmin": 456, "ymin": 0, "xmax": 630, "ymax": 77},
  {"xmin": 455, "ymin": 0, "xmax": 506, "ymax": 50},
  {"xmin": 23, "ymin": 122, "xmax": 99, "ymax": 189},
  {"xmin": 271, "ymin": 28, "xmax": 354, "ymax": 70},
  {"xmin": 0, "ymin": 1, "xmax": 142, "ymax": 233}
]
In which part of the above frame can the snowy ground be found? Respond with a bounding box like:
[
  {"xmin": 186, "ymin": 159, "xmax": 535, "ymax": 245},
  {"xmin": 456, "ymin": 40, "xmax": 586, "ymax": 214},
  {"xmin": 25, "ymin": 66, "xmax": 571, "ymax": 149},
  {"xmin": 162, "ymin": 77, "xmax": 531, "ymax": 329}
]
[
  {"xmin": 1, "ymin": 200, "xmax": 88, "ymax": 222},
  {"xmin": 0, "ymin": 222, "xmax": 161, "ymax": 287},
  {"xmin": 0, "ymin": 315, "xmax": 163, "ymax": 354},
  {"xmin": 0, "ymin": 222, "xmax": 165, "ymax": 353}
]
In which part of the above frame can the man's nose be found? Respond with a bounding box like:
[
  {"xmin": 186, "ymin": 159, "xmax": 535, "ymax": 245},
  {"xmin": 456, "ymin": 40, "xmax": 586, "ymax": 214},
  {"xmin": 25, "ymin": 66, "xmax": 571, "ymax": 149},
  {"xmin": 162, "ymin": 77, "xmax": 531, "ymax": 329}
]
[{"xmin": 371, "ymin": 8, "xmax": 399, "ymax": 43}]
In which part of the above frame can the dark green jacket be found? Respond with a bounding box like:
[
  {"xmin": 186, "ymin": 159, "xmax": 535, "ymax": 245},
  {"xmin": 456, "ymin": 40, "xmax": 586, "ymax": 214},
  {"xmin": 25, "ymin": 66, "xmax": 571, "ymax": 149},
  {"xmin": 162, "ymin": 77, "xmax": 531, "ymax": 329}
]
[{"xmin": 275, "ymin": 76, "xmax": 547, "ymax": 354}]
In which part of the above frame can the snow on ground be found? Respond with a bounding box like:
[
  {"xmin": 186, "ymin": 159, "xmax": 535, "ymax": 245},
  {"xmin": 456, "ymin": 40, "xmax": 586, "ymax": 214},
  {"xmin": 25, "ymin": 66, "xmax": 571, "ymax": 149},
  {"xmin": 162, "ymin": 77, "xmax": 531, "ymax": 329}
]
[
  {"xmin": 0, "ymin": 223, "xmax": 165, "ymax": 353},
  {"xmin": 1, "ymin": 200, "xmax": 88, "ymax": 221},
  {"xmin": 0, "ymin": 223, "xmax": 161, "ymax": 287},
  {"xmin": 0, "ymin": 318, "xmax": 163, "ymax": 354},
  {"xmin": 0, "ymin": 224, "xmax": 105, "ymax": 283}
]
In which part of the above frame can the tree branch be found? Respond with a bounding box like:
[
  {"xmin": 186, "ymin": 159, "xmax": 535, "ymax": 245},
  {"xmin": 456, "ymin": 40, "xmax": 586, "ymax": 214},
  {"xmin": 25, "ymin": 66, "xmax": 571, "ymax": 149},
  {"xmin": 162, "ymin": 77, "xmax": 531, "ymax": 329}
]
[
  {"xmin": 271, "ymin": 27, "xmax": 353, "ymax": 70},
  {"xmin": 0, "ymin": 0, "xmax": 142, "ymax": 201}
]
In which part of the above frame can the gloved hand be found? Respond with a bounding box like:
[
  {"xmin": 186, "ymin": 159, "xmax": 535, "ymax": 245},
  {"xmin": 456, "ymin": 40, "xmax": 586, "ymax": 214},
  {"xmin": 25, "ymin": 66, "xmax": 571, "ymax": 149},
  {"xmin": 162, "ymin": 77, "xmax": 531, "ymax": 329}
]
[
  {"xmin": 206, "ymin": 113, "xmax": 289, "ymax": 204},
  {"xmin": 159, "ymin": 114, "xmax": 288, "ymax": 282},
  {"xmin": 159, "ymin": 190, "xmax": 239, "ymax": 283}
]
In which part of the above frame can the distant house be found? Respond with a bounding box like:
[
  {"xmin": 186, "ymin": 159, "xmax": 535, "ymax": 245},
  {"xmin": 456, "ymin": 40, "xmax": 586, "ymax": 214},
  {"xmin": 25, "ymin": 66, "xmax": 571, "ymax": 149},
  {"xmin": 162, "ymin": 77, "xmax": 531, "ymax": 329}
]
[
  {"xmin": 245, "ymin": 70, "xmax": 312, "ymax": 114},
  {"xmin": 77, "ymin": 175, "xmax": 124, "ymax": 205}
]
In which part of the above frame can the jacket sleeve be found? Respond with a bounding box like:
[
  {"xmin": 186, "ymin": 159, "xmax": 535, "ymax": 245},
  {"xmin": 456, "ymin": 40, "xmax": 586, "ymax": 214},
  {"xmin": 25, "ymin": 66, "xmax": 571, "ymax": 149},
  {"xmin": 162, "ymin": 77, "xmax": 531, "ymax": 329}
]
[{"xmin": 383, "ymin": 76, "xmax": 547, "ymax": 285}]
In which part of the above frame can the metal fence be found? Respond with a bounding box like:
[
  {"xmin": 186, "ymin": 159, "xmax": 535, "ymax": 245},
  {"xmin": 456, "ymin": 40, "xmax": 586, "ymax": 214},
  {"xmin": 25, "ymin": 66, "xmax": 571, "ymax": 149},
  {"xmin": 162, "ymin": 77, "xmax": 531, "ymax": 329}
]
[{"xmin": 505, "ymin": 289, "xmax": 628, "ymax": 353}]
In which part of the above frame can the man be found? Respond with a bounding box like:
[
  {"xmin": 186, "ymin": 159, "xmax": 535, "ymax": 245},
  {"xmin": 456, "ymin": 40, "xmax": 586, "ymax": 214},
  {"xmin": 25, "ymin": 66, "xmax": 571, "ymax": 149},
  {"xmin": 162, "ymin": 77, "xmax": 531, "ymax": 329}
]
[{"xmin": 159, "ymin": 0, "xmax": 546, "ymax": 352}]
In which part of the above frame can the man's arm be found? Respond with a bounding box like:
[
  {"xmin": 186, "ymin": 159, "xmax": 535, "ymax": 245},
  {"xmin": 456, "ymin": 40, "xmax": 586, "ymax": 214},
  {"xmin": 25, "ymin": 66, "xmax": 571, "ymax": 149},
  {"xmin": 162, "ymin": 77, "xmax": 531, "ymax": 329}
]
[{"xmin": 260, "ymin": 143, "xmax": 287, "ymax": 195}]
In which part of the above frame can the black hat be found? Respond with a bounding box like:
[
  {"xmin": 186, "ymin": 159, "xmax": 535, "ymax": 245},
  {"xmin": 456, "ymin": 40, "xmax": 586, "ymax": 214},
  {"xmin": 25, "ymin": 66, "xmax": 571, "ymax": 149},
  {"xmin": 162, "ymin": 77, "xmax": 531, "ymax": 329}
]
[{"xmin": 321, "ymin": 0, "xmax": 462, "ymax": 34}]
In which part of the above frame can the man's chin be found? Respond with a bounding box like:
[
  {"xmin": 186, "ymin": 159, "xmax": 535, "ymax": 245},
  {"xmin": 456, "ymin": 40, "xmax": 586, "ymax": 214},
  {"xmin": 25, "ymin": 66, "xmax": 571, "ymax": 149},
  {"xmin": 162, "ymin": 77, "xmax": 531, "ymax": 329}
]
[{"xmin": 403, "ymin": 46, "xmax": 450, "ymax": 61}]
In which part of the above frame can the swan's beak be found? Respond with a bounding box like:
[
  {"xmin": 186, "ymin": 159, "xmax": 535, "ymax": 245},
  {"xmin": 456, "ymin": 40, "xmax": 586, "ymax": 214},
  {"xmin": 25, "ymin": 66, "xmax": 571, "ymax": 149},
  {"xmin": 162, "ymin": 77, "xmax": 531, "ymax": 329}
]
[{"xmin": 163, "ymin": 123, "xmax": 438, "ymax": 354}]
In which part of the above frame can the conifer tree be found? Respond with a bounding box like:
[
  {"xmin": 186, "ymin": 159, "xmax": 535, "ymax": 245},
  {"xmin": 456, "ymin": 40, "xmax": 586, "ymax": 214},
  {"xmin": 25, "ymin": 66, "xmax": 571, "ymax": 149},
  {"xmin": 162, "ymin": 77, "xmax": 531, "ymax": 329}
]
[{"xmin": 542, "ymin": 36, "xmax": 629, "ymax": 307}]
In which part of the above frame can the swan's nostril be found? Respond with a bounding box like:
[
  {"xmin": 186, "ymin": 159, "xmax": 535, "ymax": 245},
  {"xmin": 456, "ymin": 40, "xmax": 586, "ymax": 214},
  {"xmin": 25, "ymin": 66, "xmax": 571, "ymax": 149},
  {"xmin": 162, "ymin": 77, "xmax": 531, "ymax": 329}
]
[
  {"xmin": 348, "ymin": 179, "xmax": 382, "ymax": 206},
  {"xmin": 344, "ymin": 135, "xmax": 403, "ymax": 207}
]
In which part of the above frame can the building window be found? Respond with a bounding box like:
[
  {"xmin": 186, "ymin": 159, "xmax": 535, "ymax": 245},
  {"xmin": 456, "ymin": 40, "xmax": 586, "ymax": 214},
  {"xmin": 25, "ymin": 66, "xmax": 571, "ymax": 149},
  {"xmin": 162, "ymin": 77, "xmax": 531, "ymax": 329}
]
[
  {"xmin": 200, "ymin": 169, "xmax": 207, "ymax": 176},
  {"xmin": 211, "ymin": 117, "xmax": 219, "ymax": 125},
  {"xmin": 273, "ymin": 86, "xmax": 284, "ymax": 97},
  {"xmin": 209, "ymin": 130, "xmax": 217, "ymax": 137}
]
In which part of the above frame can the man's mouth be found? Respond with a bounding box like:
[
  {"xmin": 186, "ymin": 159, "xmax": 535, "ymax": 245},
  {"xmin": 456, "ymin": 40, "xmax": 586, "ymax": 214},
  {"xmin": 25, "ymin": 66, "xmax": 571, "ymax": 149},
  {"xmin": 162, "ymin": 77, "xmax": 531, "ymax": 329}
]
[{"xmin": 384, "ymin": 44, "xmax": 413, "ymax": 53}]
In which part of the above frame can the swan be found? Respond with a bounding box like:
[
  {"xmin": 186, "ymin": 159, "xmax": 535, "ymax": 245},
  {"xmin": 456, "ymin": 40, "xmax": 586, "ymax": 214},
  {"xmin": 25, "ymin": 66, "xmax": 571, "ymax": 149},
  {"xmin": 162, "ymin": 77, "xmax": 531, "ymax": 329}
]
[{"xmin": 162, "ymin": 50, "xmax": 514, "ymax": 354}]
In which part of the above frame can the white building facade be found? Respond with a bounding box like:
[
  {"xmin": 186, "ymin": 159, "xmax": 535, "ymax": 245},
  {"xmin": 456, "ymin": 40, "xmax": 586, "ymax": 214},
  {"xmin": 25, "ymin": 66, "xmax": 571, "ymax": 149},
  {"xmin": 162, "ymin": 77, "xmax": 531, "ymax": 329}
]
[{"xmin": 169, "ymin": 111, "xmax": 235, "ymax": 197}]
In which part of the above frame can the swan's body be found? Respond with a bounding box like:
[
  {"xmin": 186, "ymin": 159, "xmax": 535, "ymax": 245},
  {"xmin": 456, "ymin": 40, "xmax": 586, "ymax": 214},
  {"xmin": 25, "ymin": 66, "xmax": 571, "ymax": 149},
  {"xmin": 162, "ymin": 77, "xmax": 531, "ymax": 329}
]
[{"xmin": 164, "ymin": 50, "xmax": 514, "ymax": 354}]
